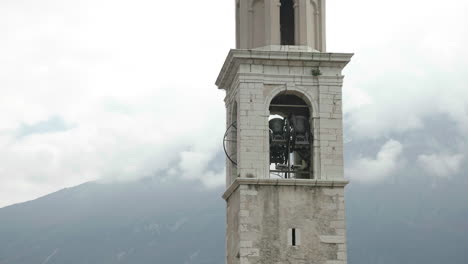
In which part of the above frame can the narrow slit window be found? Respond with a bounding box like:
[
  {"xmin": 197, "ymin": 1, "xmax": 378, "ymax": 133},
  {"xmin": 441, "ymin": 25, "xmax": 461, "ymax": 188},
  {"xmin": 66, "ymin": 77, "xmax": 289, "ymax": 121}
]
[
  {"xmin": 292, "ymin": 228, "xmax": 296, "ymax": 246},
  {"xmin": 288, "ymin": 228, "xmax": 301, "ymax": 246}
]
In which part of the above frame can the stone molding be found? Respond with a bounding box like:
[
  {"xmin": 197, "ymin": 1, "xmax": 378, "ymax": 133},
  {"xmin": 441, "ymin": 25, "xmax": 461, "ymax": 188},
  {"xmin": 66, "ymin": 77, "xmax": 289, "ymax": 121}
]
[
  {"xmin": 222, "ymin": 178, "xmax": 349, "ymax": 200},
  {"xmin": 215, "ymin": 48, "xmax": 353, "ymax": 90}
]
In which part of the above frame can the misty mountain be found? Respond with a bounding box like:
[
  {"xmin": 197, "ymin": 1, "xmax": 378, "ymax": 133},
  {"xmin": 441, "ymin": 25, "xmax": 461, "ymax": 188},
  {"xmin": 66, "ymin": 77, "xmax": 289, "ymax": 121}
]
[
  {"xmin": 0, "ymin": 179, "xmax": 225, "ymax": 264},
  {"xmin": 1, "ymin": 173, "xmax": 467, "ymax": 264},
  {"xmin": 1, "ymin": 115, "xmax": 467, "ymax": 264},
  {"xmin": 344, "ymin": 115, "xmax": 468, "ymax": 264},
  {"xmin": 347, "ymin": 176, "xmax": 468, "ymax": 264}
]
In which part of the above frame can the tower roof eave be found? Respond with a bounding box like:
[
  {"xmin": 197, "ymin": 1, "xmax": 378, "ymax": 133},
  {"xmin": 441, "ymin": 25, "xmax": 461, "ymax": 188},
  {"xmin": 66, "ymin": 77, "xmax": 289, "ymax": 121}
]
[{"xmin": 215, "ymin": 48, "xmax": 354, "ymax": 91}]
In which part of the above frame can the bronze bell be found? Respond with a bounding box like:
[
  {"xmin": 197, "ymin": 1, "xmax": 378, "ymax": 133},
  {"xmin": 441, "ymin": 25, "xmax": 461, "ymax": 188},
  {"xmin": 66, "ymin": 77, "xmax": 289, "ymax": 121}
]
[
  {"xmin": 292, "ymin": 115, "xmax": 308, "ymax": 135},
  {"xmin": 269, "ymin": 118, "xmax": 285, "ymax": 136}
]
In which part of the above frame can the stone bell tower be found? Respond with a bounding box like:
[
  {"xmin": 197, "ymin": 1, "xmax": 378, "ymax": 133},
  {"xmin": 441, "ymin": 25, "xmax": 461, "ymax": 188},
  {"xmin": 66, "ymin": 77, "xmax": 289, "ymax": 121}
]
[{"xmin": 216, "ymin": 0, "xmax": 352, "ymax": 263}]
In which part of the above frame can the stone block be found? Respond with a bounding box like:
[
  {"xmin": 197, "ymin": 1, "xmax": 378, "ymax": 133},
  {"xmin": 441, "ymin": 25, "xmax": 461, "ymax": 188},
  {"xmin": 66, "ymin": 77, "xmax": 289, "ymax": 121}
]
[
  {"xmin": 240, "ymin": 257, "xmax": 250, "ymax": 264},
  {"xmin": 326, "ymin": 261, "xmax": 345, "ymax": 264},
  {"xmin": 320, "ymin": 119, "xmax": 342, "ymax": 129},
  {"xmin": 290, "ymin": 67, "xmax": 303, "ymax": 75},
  {"xmin": 337, "ymin": 210, "xmax": 346, "ymax": 220},
  {"xmin": 319, "ymin": 236, "xmax": 345, "ymax": 244},
  {"xmin": 251, "ymin": 65, "xmax": 264, "ymax": 73},
  {"xmin": 335, "ymin": 229, "xmax": 346, "ymax": 236},
  {"xmin": 239, "ymin": 224, "xmax": 250, "ymax": 232},
  {"xmin": 331, "ymin": 221, "xmax": 346, "ymax": 229},
  {"xmin": 239, "ymin": 64, "xmax": 251, "ymax": 73},
  {"xmin": 320, "ymin": 104, "xmax": 334, "ymax": 113},
  {"xmin": 288, "ymin": 61, "xmax": 303, "ymax": 67},
  {"xmin": 322, "ymin": 188, "xmax": 344, "ymax": 196},
  {"xmin": 240, "ymin": 248, "xmax": 260, "ymax": 257},
  {"xmin": 278, "ymin": 66, "xmax": 289, "ymax": 74},
  {"xmin": 337, "ymin": 252, "xmax": 347, "ymax": 260},
  {"xmin": 264, "ymin": 66, "xmax": 279, "ymax": 74},
  {"xmin": 320, "ymin": 134, "xmax": 337, "ymax": 141},
  {"xmin": 240, "ymin": 241, "xmax": 253, "ymax": 248},
  {"xmin": 242, "ymin": 190, "xmax": 258, "ymax": 196},
  {"xmin": 240, "ymin": 210, "xmax": 250, "ymax": 217},
  {"xmin": 338, "ymin": 244, "xmax": 347, "ymax": 252},
  {"xmin": 329, "ymin": 87, "xmax": 342, "ymax": 94}
]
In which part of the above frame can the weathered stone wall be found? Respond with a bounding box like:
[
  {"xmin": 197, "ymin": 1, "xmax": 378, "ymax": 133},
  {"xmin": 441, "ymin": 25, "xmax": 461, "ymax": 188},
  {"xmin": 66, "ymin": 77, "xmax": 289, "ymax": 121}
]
[
  {"xmin": 218, "ymin": 48, "xmax": 350, "ymax": 182},
  {"xmin": 227, "ymin": 188, "xmax": 241, "ymax": 264},
  {"xmin": 218, "ymin": 49, "xmax": 352, "ymax": 264},
  {"xmin": 225, "ymin": 180, "xmax": 347, "ymax": 264}
]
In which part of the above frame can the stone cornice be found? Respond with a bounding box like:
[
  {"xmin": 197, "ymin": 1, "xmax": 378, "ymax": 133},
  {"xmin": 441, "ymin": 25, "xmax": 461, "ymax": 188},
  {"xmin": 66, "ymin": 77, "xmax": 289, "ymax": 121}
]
[
  {"xmin": 215, "ymin": 48, "xmax": 354, "ymax": 90},
  {"xmin": 222, "ymin": 178, "xmax": 349, "ymax": 200}
]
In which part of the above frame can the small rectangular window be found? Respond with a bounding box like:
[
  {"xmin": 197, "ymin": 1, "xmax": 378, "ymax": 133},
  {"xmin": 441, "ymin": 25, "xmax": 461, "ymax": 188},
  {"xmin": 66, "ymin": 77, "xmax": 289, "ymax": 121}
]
[
  {"xmin": 288, "ymin": 228, "xmax": 301, "ymax": 246},
  {"xmin": 292, "ymin": 228, "xmax": 296, "ymax": 246}
]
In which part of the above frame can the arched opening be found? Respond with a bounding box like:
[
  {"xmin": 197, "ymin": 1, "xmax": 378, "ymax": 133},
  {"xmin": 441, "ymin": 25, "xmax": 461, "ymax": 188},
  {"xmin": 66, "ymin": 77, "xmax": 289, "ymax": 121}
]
[
  {"xmin": 230, "ymin": 102, "xmax": 238, "ymax": 178},
  {"xmin": 269, "ymin": 93, "xmax": 312, "ymax": 179},
  {"xmin": 223, "ymin": 101, "xmax": 238, "ymax": 184},
  {"xmin": 280, "ymin": 0, "xmax": 295, "ymax": 45}
]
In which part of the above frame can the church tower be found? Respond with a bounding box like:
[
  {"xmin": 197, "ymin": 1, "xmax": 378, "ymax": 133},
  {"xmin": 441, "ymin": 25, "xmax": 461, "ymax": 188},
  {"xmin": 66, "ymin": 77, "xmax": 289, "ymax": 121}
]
[{"xmin": 216, "ymin": 1, "xmax": 352, "ymax": 263}]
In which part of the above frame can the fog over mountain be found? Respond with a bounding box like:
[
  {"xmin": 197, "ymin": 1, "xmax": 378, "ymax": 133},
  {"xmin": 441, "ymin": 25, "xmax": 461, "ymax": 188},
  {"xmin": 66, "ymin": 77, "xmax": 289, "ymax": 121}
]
[
  {"xmin": 1, "ymin": 117, "xmax": 467, "ymax": 264},
  {"xmin": 0, "ymin": 179, "xmax": 225, "ymax": 264},
  {"xmin": 1, "ymin": 0, "xmax": 467, "ymax": 208},
  {"xmin": 345, "ymin": 116, "xmax": 468, "ymax": 264}
]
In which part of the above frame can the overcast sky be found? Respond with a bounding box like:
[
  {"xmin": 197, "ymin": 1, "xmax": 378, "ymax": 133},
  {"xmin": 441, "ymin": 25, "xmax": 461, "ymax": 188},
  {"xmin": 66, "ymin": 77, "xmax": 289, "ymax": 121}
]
[{"xmin": 0, "ymin": 0, "xmax": 467, "ymax": 208}]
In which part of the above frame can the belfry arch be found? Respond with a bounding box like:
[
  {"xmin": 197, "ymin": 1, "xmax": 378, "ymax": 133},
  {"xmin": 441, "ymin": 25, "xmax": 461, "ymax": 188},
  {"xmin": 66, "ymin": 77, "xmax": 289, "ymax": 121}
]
[
  {"xmin": 223, "ymin": 100, "xmax": 238, "ymax": 185},
  {"xmin": 229, "ymin": 101, "xmax": 238, "ymax": 179},
  {"xmin": 268, "ymin": 92, "xmax": 313, "ymax": 179}
]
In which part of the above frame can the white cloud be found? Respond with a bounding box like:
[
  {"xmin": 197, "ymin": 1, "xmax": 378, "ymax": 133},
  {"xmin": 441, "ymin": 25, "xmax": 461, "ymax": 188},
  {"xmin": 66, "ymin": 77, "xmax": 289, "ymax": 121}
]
[
  {"xmin": 178, "ymin": 151, "xmax": 225, "ymax": 188},
  {"xmin": 0, "ymin": 0, "xmax": 232, "ymax": 207},
  {"xmin": 1, "ymin": 0, "xmax": 468, "ymax": 207},
  {"xmin": 347, "ymin": 140, "xmax": 403, "ymax": 183},
  {"xmin": 418, "ymin": 153, "xmax": 465, "ymax": 178},
  {"xmin": 329, "ymin": 0, "xmax": 468, "ymax": 138}
]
